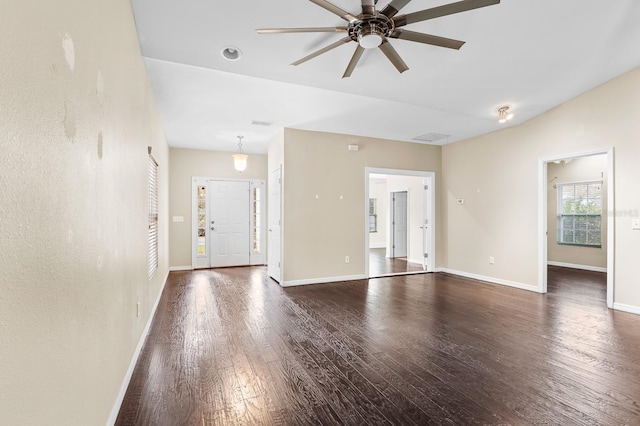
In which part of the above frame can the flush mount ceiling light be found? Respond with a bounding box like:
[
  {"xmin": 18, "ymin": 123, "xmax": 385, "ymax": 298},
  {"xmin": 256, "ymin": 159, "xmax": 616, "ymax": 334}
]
[
  {"xmin": 221, "ymin": 46, "xmax": 242, "ymax": 61},
  {"xmin": 497, "ymin": 105, "xmax": 514, "ymax": 123},
  {"xmin": 232, "ymin": 136, "xmax": 248, "ymax": 172}
]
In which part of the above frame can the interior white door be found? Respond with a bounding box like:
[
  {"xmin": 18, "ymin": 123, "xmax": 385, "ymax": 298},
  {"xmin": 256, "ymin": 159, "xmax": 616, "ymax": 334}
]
[
  {"xmin": 391, "ymin": 191, "xmax": 408, "ymax": 258},
  {"xmin": 268, "ymin": 168, "xmax": 282, "ymax": 282},
  {"xmin": 209, "ymin": 180, "xmax": 251, "ymax": 267}
]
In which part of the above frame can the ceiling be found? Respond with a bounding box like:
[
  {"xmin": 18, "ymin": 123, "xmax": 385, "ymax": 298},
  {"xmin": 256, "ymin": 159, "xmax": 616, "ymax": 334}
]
[{"xmin": 131, "ymin": 0, "xmax": 640, "ymax": 154}]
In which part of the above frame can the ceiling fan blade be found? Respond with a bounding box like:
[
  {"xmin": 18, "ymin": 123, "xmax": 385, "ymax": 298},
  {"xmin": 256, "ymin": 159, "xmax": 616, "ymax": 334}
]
[
  {"xmin": 257, "ymin": 27, "xmax": 348, "ymax": 34},
  {"xmin": 378, "ymin": 39, "xmax": 409, "ymax": 73},
  {"xmin": 390, "ymin": 29, "xmax": 465, "ymax": 50},
  {"xmin": 381, "ymin": 0, "xmax": 412, "ymax": 18},
  {"xmin": 291, "ymin": 36, "xmax": 353, "ymax": 66},
  {"xmin": 362, "ymin": 0, "xmax": 375, "ymax": 15},
  {"xmin": 342, "ymin": 45, "xmax": 365, "ymax": 78},
  {"xmin": 308, "ymin": 0, "xmax": 357, "ymax": 22},
  {"xmin": 394, "ymin": 0, "xmax": 500, "ymax": 27}
]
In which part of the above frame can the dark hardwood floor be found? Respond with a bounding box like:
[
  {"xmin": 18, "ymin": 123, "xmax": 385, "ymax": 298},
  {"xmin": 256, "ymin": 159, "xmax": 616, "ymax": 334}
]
[
  {"xmin": 116, "ymin": 266, "xmax": 640, "ymax": 425},
  {"xmin": 369, "ymin": 248, "xmax": 425, "ymax": 276}
]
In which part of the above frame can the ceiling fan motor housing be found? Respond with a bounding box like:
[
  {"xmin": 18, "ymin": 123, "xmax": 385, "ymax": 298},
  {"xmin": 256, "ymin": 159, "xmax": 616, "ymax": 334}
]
[{"xmin": 350, "ymin": 14, "xmax": 394, "ymax": 49}]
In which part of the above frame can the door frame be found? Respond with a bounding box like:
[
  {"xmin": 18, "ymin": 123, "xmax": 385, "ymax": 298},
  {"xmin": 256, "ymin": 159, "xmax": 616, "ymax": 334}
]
[
  {"xmin": 191, "ymin": 176, "xmax": 266, "ymax": 269},
  {"xmin": 537, "ymin": 147, "xmax": 614, "ymax": 307},
  {"xmin": 365, "ymin": 167, "xmax": 435, "ymax": 277}
]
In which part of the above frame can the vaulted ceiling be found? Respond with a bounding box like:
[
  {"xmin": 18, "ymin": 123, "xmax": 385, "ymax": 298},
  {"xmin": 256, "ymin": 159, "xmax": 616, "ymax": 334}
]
[{"xmin": 131, "ymin": 0, "xmax": 640, "ymax": 153}]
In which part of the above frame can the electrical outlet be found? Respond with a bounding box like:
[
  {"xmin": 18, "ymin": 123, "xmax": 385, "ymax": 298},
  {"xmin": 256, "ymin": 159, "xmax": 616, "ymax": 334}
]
[
  {"xmin": 632, "ymin": 219, "xmax": 640, "ymax": 230},
  {"xmin": 345, "ymin": 256, "xmax": 350, "ymax": 263},
  {"xmin": 136, "ymin": 301, "xmax": 140, "ymax": 318},
  {"xmin": 489, "ymin": 256, "xmax": 495, "ymax": 264}
]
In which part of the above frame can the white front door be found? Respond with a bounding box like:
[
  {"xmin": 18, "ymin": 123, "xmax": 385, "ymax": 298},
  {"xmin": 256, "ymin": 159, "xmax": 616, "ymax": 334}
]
[
  {"xmin": 210, "ymin": 180, "xmax": 251, "ymax": 267},
  {"xmin": 391, "ymin": 191, "xmax": 408, "ymax": 258},
  {"xmin": 268, "ymin": 168, "xmax": 282, "ymax": 282}
]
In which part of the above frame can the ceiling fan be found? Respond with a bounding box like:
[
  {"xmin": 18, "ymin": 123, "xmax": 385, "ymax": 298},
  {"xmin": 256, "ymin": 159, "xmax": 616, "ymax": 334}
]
[{"xmin": 257, "ymin": 0, "xmax": 500, "ymax": 78}]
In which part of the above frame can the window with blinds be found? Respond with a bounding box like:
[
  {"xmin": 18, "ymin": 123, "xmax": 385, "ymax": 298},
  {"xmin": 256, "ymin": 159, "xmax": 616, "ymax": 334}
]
[
  {"xmin": 557, "ymin": 181, "xmax": 602, "ymax": 247},
  {"xmin": 148, "ymin": 153, "xmax": 159, "ymax": 278}
]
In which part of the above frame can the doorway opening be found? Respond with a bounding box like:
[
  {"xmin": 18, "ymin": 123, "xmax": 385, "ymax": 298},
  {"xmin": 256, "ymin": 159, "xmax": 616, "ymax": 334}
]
[
  {"xmin": 365, "ymin": 167, "xmax": 435, "ymax": 278},
  {"xmin": 538, "ymin": 148, "xmax": 614, "ymax": 308}
]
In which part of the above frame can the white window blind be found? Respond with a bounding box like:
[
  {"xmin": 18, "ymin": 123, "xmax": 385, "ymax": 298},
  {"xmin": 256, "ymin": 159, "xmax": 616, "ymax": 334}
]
[
  {"xmin": 557, "ymin": 181, "xmax": 602, "ymax": 247},
  {"xmin": 148, "ymin": 153, "xmax": 159, "ymax": 278}
]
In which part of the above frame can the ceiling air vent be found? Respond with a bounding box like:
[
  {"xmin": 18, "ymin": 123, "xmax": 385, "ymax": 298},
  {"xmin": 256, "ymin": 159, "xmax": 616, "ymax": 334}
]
[
  {"xmin": 412, "ymin": 133, "xmax": 450, "ymax": 143},
  {"xmin": 251, "ymin": 120, "xmax": 273, "ymax": 127}
]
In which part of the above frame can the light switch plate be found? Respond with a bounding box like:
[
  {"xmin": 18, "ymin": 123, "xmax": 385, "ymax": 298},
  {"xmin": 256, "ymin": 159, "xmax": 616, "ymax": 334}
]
[
  {"xmin": 172, "ymin": 216, "xmax": 184, "ymax": 223},
  {"xmin": 632, "ymin": 218, "xmax": 640, "ymax": 230}
]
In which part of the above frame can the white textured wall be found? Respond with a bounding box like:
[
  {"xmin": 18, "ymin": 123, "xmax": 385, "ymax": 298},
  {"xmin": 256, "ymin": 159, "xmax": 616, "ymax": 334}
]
[
  {"xmin": 0, "ymin": 1, "xmax": 169, "ymax": 424},
  {"xmin": 443, "ymin": 66, "xmax": 640, "ymax": 308},
  {"xmin": 368, "ymin": 179, "xmax": 388, "ymax": 248},
  {"xmin": 169, "ymin": 147, "xmax": 268, "ymax": 268}
]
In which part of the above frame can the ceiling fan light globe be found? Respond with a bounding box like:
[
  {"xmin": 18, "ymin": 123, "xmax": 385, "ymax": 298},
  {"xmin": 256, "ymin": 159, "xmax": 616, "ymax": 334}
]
[
  {"xmin": 359, "ymin": 33, "xmax": 383, "ymax": 49},
  {"xmin": 506, "ymin": 112, "xmax": 514, "ymax": 120}
]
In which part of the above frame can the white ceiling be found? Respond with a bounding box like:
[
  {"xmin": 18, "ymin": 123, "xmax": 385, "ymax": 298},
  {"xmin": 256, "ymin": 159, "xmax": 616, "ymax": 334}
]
[{"xmin": 132, "ymin": 0, "xmax": 640, "ymax": 154}]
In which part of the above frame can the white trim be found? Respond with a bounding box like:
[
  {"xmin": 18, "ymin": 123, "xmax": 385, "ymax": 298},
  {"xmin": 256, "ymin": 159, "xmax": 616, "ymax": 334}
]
[
  {"xmin": 281, "ymin": 274, "xmax": 368, "ymax": 287},
  {"xmin": 538, "ymin": 147, "xmax": 615, "ymax": 308},
  {"xmin": 107, "ymin": 269, "xmax": 169, "ymax": 425},
  {"xmin": 369, "ymin": 243, "xmax": 386, "ymax": 249},
  {"xmin": 613, "ymin": 303, "xmax": 640, "ymax": 316},
  {"xmin": 439, "ymin": 268, "xmax": 540, "ymax": 293},
  {"xmin": 169, "ymin": 265, "xmax": 193, "ymax": 271},
  {"xmin": 407, "ymin": 257, "xmax": 425, "ymax": 266},
  {"xmin": 547, "ymin": 261, "xmax": 607, "ymax": 273}
]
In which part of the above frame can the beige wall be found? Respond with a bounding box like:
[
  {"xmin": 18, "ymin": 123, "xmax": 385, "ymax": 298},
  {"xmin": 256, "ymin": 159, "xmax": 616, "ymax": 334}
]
[
  {"xmin": 0, "ymin": 1, "xmax": 169, "ymax": 424},
  {"xmin": 547, "ymin": 155, "xmax": 608, "ymax": 269},
  {"xmin": 443, "ymin": 66, "xmax": 640, "ymax": 307},
  {"xmin": 282, "ymin": 128, "xmax": 441, "ymax": 283},
  {"xmin": 169, "ymin": 147, "xmax": 268, "ymax": 268},
  {"xmin": 369, "ymin": 179, "xmax": 388, "ymax": 248}
]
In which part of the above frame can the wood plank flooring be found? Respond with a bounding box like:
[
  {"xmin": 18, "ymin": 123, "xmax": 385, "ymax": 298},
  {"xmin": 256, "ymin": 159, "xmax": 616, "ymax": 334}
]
[
  {"xmin": 116, "ymin": 266, "xmax": 640, "ymax": 425},
  {"xmin": 369, "ymin": 248, "xmax": 424, "ymax": 276}
]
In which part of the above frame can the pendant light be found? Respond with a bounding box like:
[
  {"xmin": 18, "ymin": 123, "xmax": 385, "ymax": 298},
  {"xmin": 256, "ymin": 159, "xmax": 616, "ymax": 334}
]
[{"xmin": 232, "ymin": 136, "xmax": 248, "ymax": 172}]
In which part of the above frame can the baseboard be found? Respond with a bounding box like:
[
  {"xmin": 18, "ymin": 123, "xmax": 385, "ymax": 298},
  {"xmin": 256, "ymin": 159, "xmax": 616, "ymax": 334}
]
[
  {"xmin": 438, "ymin": 268, "xmax": 540, "ymax": 293},
  {"xmin": 547, "ymin": 261, "xmax": 607, "ymax": 273},
  {"xmin": 407, "ymin": 258, "xmax": 424, "ymax": 266},
  {"xmin": 613, "ymin": 303, "xmax": 640, "ymax": 316},
  {"xmin": 281, "ymin": 274, "xmax": 368, "ymax": 287},
  {"xmin": 369, "ymin": 243, "xmax": 386, "ymax": 249},
  {"xmin": 169, "ymin": 265, "xmax": 192, "ymax": 271},
  {"xmin": 107, "ymin": 269, "xmax": 170, "ymax": 425}
]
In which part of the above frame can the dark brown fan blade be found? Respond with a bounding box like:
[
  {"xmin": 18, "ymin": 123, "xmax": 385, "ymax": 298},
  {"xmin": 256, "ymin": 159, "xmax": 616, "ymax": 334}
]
[
  {"xmin": 394, "ymin": 0, "xmax": 500, "ymax": 27},
  {"xmin": 378, "ymin": 39, "xmax": 408, "ymax": 73},
  {"xmin": 257, "ymin": 27, "xmax": 348, "ymax": 34},
  {"xmin": 342, "ymin": 45, "xmax": 365, "ymax": 78},
  {"xmin": 309, "ymin": 0, "xmax": 357, "ymax": 22},
  {"xmin": 381, "ymin": 0, "xmax": 412, "ymax": 18},
  {"xmin": 390, "ymin": 29, "xmax": 465, "ymax": 49},
  {"xmin": 291, "ymin": 36, "xmax": 353, "ymax": 66},
  {"xmin": 362, "ymin": 0, "xmax": 375, "ymax": 15}
]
